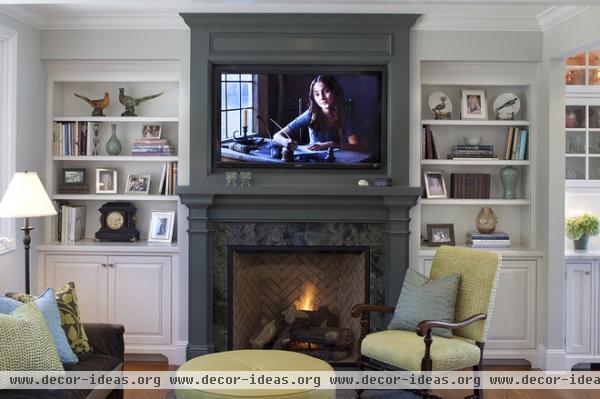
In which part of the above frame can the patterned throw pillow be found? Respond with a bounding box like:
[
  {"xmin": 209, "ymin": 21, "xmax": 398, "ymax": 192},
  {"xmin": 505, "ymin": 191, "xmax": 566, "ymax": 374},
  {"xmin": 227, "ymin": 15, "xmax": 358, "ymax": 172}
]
[
  {"xmin": 0, "ymin": 302, "xmax": 64, "ymax": 371},
  {"xmin": 0, "ymin": 290, "xmax": 79, "ymax": 364},
  {"xmin": 388, "ymin": 269, "xmax": 460, "ymax": 338},
  {"xmin": 7, "ymin": 282, "xmax": 92, "ymax": 354}
]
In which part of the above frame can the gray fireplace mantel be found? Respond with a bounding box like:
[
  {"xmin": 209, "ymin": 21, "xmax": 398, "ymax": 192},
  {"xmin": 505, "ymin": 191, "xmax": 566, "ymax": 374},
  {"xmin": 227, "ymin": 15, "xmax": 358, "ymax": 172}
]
[
  {"xmin": 180, "ymin": 187, "xmax": 419, "ymax": 359},
  {"xmin": 180, "ymin": 13, "xmax": 420, "ymax": 360}
]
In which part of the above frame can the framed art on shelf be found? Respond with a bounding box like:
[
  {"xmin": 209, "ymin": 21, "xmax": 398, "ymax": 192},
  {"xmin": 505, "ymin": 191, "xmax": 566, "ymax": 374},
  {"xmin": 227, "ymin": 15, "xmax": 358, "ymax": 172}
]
[
  {"xmin": 461, "ymin": 89, "xmax": 488, "ymax": 120},
  {"xmin": 141, "ymin": 124, "xmax": 162, "ymax": 139},
  {"xmin": 96, "ymin": 168, "xmax": 117, "ymax": 194},
  {"xmin": 426, "ymin": 224, "xmax": 455, "ymax": 247},
  {"xmin": 424, "ymin": 170, "xmax": 447, "ymax": 199},
  {"xmin": 125, "ymin": 174, "xmax": 151, "ymax": 194},
  {"xmin": 148, "ymin": 210, "xmax": 175, "ymax": 242},
  {"xmin": 62, "ymin": 168, "xmax": 86, "ymax": 186}
]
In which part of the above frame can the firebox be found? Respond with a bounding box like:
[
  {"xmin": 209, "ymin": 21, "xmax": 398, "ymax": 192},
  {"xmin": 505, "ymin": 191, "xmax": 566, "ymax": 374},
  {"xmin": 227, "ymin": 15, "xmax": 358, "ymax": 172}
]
[{"xmin": 228, "ymin": 246, "xmax": 369, "ymax": 364}]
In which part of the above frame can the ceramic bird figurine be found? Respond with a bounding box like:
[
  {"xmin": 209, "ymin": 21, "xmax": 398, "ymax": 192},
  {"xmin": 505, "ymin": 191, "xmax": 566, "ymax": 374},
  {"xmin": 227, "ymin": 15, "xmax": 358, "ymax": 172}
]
[
  {"xmin": 74, "ymin": 92, "xmax": 110, "ymax": 116},
  {"xmin": 431, "ymin": 96, "xmax": 447, "ymax": 114},
  {"xmin": 118, "ymin": 88, "xmax": 163, "ymax": 117}
]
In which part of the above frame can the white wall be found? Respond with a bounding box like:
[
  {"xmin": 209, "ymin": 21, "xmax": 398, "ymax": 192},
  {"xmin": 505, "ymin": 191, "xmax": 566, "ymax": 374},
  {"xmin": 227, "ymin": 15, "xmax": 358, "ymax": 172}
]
[
  {"xmin": 40, "ymin": 28, "xmax": 191, "ymax": 356},
  {"xmin": 0, "ymin": 12, "xmax": 45, "ymax": 295}
]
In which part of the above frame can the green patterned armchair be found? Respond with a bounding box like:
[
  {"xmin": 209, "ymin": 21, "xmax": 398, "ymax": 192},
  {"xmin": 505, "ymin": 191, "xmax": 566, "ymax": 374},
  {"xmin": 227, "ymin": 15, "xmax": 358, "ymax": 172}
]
[{"xmin": 351, "ymin": 246, "xmax": 502, "ymax": 399}]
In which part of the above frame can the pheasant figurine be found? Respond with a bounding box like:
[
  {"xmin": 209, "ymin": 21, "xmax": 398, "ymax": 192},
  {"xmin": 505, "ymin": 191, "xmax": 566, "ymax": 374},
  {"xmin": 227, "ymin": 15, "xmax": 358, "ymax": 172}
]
[
  {"xmin": 74, "ymin": 92, "xmax": 110, "ymax": 116},
  {"xmin": 118, "ymin": 88, "xmax": 163, "ymax": 117}
]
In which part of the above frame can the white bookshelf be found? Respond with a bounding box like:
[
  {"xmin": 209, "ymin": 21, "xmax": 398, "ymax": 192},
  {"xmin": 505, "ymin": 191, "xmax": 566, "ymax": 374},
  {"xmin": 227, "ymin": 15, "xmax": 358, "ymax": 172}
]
[
  {"xmin": 41, "ymin": 60, "xmax": 185, "ymax": 363},
  {"xmin": 418, "ymin": 61, "xmax": 539, "ymax": 256},
  {"xmin": 46, "ymin": 68, "xmax": 181, "ymax": 242}
]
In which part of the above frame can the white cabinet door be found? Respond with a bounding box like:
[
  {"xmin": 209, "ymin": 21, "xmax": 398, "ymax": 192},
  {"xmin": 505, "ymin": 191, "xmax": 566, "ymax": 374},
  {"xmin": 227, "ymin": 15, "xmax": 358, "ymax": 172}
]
[
  {"xmin": 43, "ymin": 254, "xmax": 108, "ymax": 323},
  {"xmin": 108, "ymin": 256, "xmax": 172, "ymax": 345},
  {"xmin": 565, "ymin": 261, "xmax": 592, "ymax": 354},
  {"xmin": 486, "ymin": 260, "xmax": 536, "ymax": 349}
]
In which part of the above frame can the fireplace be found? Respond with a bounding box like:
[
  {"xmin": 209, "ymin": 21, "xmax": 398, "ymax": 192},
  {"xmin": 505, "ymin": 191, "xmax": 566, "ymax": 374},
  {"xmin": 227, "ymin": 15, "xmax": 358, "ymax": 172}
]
[
  {"xmin": 228, "ymin": 246, "xmax": 369, "ymax": 363},
  {"xmin": 179, "ymin": 13, "xmax": 421, "ymax": 360}
]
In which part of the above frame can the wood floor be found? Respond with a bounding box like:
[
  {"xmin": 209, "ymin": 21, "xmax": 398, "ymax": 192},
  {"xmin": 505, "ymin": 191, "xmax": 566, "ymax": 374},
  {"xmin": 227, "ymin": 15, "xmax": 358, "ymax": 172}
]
[{"xmin": 122, "ymin": 359, "xmax": 595, "ymax": 399}]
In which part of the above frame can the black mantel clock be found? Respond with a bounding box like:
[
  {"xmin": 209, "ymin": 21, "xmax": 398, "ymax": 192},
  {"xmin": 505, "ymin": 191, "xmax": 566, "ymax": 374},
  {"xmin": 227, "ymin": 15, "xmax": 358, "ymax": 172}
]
[{"xmin": 95, "ymin": 202, "xmax": 140, "ymax": 242}]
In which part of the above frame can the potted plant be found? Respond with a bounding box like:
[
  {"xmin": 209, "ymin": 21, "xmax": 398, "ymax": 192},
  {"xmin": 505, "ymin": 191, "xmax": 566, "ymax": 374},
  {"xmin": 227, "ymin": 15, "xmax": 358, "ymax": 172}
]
[{"xmin": 566, "ymin": 211, "xmax": 600, "ymax": 250}]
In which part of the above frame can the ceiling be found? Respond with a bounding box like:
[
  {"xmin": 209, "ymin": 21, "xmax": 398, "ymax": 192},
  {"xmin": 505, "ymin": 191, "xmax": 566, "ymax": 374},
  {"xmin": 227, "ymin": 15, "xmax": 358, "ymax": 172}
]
[{"xmin": 0, "ymin": 1, "xmax": 591, "ymax": 31}]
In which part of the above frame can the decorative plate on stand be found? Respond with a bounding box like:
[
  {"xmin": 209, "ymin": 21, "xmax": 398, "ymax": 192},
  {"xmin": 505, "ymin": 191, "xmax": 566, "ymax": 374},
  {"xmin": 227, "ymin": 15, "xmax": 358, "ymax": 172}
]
[
  {"xmin": 493, "ymin": 93, "xmax": 521, "ymax": 120},
  {"xmin": 428, "ymin": 92, "xmax": 452, "ymax": 120}
]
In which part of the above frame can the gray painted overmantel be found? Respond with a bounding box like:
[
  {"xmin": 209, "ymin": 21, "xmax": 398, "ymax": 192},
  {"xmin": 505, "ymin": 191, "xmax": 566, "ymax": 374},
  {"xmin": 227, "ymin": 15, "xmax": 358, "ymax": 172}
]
[{"xmin": 179, "ymin": 14, "xmax": 420, "ymax": 360}]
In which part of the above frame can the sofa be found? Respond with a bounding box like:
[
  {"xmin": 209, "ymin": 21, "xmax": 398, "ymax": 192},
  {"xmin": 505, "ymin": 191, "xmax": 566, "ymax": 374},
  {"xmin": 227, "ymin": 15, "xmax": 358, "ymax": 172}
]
[{"xmin": 0, "ymin": 323, "xmax": 125, "ymax": 399}]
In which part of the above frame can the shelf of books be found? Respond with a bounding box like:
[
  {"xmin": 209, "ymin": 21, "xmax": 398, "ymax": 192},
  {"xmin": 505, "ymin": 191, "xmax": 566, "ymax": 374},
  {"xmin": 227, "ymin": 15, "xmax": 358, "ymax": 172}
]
[
  {"xmin": 47, "ymin": 77, "xmax": 181, "ymax": 244},
  {"xmin": 418, "ymin": 63, "xmax": 538, "ymax": 255}
]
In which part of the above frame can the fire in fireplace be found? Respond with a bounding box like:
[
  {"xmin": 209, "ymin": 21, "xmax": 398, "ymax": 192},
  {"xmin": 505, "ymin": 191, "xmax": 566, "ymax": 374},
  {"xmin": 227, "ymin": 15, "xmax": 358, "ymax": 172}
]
[{"xmin": 228, "ymin": 246, "xmax": 369, "ymax": 364}]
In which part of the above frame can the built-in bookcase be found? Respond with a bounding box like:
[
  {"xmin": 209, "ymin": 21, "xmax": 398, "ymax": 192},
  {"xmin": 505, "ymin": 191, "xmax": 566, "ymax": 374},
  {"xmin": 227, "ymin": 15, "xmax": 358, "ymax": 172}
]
[
  {"xmin": 44, "ymin": 64, "xmax": 181, "ymax": 243},
  {"xmin": 417, "ymin": 61, "xmax": 538, "ymax": 255}
]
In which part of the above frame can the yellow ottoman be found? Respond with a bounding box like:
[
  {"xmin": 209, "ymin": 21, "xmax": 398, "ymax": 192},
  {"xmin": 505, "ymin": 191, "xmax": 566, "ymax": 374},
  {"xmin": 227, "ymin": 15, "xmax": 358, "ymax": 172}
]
[{"xmin": 176, "ymin": 349, "xmax": 334, "ymax": 399}]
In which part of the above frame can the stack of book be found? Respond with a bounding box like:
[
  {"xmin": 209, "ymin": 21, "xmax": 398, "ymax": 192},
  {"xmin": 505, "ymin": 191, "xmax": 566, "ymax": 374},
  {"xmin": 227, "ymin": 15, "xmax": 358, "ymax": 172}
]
[
  {"xmin": 503, "ymin": 127, "xmax": 528, "ymax": 160},
  {"xmin": 131, "ymin": 138, "xmax": 175, "ymax": 156},
  {"xmin": 450, "ymin": 173, "xmax": 490, "ymax": 199},
  {"xmin": 448, "ymin": 145, "xmax": 497, "ymax": 160},
  {"xmin": 53, "ymin": 121, "xmax": 91, "ymax": 156},
  {"xmin": 52, "ymin": 202, "xmax": 86, "ymax": 243},
  {"xmin": 59, "ymin": 184, "xmax": 89, "ymax": 194},
  {"xmin": 466, "ymin": 231, "xmax": 510, "ymax": 248},
  {"xmin": 158, "ymin": 162, "xmax": 178, "ymax": 195}
]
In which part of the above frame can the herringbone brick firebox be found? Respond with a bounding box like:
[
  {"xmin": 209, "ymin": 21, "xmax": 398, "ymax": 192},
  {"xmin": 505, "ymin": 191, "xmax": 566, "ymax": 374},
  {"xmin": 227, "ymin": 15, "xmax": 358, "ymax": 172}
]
[{"xmin": 229, "ymin": 247, "xmax": 368, "ymax": 363}]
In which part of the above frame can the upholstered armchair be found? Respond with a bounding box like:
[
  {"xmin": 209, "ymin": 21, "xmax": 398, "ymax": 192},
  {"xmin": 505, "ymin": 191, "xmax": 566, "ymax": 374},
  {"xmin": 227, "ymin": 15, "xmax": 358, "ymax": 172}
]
[{"xmin": 351, "ymin": 246, "xmax": 502, "ymax": 399}]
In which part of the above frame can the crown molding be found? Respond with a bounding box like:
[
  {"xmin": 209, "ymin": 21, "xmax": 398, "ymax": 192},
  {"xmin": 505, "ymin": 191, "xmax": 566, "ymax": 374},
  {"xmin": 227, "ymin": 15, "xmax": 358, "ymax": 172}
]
[
  {"xmin": 0, "ymin": 3, "xmax": 586, "ymax": 32},
  {"xmin": 537, "ymin": 5, "xmax": 588, "ymax": 31},
  {"xmin": 42, "ymin": 13, "xmax": 187, "ymax": 30},
  {"xmin": 0, "ymin": 5, "xmax": 45, "ymax": 29},
  {"xmin": 413, "ymin": 14, "xmax": 541, "ymax": 31}
]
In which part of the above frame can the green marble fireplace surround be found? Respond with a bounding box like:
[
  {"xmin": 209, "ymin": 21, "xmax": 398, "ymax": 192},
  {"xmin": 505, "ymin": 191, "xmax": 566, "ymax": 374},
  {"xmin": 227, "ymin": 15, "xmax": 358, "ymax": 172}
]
[{"xmin": 179, "ymin": 14, "xmax": 421, "ymax": 359}]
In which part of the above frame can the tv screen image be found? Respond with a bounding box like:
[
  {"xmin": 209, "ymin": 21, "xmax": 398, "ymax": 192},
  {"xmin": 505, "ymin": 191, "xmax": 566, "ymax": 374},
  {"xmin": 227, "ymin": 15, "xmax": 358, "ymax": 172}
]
[{"xmin": 214, "ymin": 68, "xmax": 384, "ymax": 169}]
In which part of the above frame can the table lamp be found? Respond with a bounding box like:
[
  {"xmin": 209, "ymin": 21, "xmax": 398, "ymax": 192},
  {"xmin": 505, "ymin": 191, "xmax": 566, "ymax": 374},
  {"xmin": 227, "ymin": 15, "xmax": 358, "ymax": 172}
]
[{"xmin": 0, "ymin": 171, "xmax": 56, "ymax": 294}]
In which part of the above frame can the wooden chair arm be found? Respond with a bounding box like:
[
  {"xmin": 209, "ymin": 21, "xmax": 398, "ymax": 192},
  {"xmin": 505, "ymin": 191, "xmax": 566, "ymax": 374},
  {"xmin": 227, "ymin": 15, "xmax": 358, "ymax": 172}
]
[
  {"xmin": 416, "ymin": 313, "xmax": 487, "ymax": 337},
  {"xmin": 417, "ymin": 313, "xmax": 486, "ymax": 371},
  {"xmin": 351, "ymin": 303, "xmax": 395, "ymax": 318}
]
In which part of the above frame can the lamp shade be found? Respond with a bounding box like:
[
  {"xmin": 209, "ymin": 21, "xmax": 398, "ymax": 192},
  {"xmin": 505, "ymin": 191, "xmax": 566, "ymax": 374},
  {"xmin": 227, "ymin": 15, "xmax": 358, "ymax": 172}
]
[{"xmin": 0, "ymin": 172, "xmax": 57, "ymax": 218}]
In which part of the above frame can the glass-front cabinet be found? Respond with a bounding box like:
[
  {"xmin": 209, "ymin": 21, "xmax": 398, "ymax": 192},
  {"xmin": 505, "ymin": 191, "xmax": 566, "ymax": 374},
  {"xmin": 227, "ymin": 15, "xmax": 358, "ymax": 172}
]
[
  {"xmin": 565, "ymin": 103, "xmax": 600, "ymax": 186},
  {"xmin": 565, "ymin": 49, "xmax": 600, "ymax": 187}
]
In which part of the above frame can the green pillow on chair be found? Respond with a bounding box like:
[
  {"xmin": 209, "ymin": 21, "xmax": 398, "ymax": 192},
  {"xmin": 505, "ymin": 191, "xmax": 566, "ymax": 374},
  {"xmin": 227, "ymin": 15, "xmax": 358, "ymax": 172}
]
[{"xmin": 388, "ymin": 269, "xmax": 460, "ymax": 338}]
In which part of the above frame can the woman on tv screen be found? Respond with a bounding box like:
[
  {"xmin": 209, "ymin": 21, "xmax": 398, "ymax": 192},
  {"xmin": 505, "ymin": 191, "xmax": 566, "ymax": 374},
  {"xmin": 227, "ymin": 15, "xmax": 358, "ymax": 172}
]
[{"xmin": 273, "ymin": 75, "xmax": 362, "ymax": 152}]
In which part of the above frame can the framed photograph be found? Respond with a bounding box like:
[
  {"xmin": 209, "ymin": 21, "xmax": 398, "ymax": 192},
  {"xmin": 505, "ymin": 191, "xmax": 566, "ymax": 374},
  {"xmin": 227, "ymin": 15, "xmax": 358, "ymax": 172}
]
[
  {"xmin": 141, "ymin": 124, "xmax": 162, "ymax": 139},
  {"xmin": 148, "ymin": 211, "xmax": 175, "ymax": 242},
  {"xmin": 96, "ymin": 168, "xmax": 117, "ymax": 194},
  {"xmin": 424, "ymin": 171, "xmax": 447, "ymax": 199},
  {"xmin": 125, "ymin": 174, "xmax": 151, "ymax": 195},
  {"xmin": 426, "ymin": 224, "xmax": 455, "ymax": 247},
  {"xmin": 461, "ymin": 89, "xmax": 488, "ymax": 120},
  {"xmin": 62, "ymin": 168, "xmax": 86, "ymax": 186}
]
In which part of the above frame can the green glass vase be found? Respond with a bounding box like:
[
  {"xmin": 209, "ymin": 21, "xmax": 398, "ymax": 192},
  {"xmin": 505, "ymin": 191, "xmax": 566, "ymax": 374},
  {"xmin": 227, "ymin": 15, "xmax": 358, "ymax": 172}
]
[{"xmin": 105, "ymin": 124, "xmax": 122, "ymax": 156}]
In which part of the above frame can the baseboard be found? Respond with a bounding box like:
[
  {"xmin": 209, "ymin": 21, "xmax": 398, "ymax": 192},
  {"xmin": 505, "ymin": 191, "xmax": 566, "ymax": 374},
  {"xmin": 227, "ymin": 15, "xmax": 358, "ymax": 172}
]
[
  {"xmin": 545, "ymin": 349, "xmax": 567, "ymax": 371},
  {"xmin": 125, "ymin": 343, "xmax": 187, "ymax": 365},
  {"xmin": 484, "ymin": 349, "xmax": 539, "ymax": 368},
  {"xmin": 537, "ymin": 344, "xmax": 547, "ymax": 370}
]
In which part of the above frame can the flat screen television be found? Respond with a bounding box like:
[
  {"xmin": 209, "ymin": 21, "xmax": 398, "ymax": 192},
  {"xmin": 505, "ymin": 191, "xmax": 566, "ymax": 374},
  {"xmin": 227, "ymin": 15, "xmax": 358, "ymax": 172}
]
[{"xmin": 213, "ymin": 66, "xmax": 385, "ymax": 169}]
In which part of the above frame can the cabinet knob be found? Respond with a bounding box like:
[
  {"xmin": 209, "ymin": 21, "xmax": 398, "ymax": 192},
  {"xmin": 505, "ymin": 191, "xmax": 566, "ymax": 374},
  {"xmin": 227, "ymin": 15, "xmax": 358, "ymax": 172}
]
[
  {"xmin": 586, "ymin": 271, "xmax": 590, "ymax": 275},
  {"xmin": 101, "ymin": 263, "xmax": 107, "ymax": 268},
  {"xmin": 108, "ymin": 263, "xmax": 114, "ymax": 268}
]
